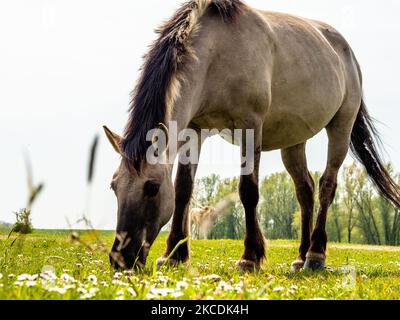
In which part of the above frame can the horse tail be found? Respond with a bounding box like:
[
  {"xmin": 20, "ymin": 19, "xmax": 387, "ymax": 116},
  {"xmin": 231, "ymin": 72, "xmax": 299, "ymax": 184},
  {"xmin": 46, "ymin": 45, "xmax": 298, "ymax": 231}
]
[{"xmin": 350, "ymin": 99, "xmax": 400, "ymax": 209}]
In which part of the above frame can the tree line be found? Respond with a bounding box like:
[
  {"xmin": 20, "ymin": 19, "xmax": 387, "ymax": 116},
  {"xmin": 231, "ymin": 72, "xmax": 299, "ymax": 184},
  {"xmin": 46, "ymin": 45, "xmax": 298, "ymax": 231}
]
[{"xmin": 191, "ymin": 163, "xmax": 400, "ymax": 245}]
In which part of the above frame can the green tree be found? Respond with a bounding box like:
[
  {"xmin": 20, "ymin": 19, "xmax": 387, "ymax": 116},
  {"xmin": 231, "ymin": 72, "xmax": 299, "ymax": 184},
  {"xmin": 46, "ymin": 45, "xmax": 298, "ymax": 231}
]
[
  {"xmin": 259, "ymin": 172, "xmax": 298, "ymax": 239},
  {"xmin": 376, "ymin": 167, "xmax": 400, "ymax": 245},
  {"xmin": 342, "ymin": 163, "xmax": 358, "ymax": 243},
  {"xmin": 192, "ymin": 174, "xmax": 221, "ymax": 207},
  {"xmin": 326, "ymin": 194, "xmax": 343, "ymax": 243},
  {"xmin": 210, "ymin": 178, "xmax": 244, "ymax": 239},
  {"xmin": 353, "ymin": 167, "xmax": 381, "ymax": 245}
]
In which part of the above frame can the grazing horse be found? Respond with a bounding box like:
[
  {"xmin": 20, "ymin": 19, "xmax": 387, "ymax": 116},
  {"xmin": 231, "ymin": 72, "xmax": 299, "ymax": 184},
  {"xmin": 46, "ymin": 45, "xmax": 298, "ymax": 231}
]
[
  {"xmin": 191, "ymin": 194, "xmax": 238, "ymax": 239},
  {"xmin": 104, "ymin": 0, "xmax": 400, "ymax": 271},
  {"xmin": 191, "ymin": 207, "xmax": 217, "ymax": 239}
]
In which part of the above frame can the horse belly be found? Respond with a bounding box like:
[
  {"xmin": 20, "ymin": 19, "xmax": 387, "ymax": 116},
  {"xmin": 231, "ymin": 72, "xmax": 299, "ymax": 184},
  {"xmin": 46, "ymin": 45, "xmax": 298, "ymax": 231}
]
[
  {"xmin": 261, "ymin": 80, "xmax": 344, "ymax": 151},
  {"xmin": 261, "ymin": 111, "xmax": 326, "ymax": 151},
  {"xmin": 259, "ymin": 14, "xmax": 347, "ymax": 150}
]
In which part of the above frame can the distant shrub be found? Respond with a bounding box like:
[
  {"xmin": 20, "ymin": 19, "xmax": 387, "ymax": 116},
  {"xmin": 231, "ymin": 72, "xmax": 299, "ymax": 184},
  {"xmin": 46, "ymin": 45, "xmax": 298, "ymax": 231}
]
[{"xmin": 13, "ymin": 209, "xmax": 33, "ymax": 234}]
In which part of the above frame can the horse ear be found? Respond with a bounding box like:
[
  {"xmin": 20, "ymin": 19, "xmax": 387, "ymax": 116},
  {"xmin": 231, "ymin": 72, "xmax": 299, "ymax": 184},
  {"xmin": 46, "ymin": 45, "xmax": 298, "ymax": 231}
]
[{"xmin": 103, "ymin": 126, "xmax": 123, "ymax": 155}]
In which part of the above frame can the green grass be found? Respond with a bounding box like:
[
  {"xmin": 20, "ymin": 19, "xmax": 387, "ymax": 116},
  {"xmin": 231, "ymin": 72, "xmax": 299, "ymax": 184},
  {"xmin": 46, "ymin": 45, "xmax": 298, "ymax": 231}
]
[
  {"xmin": 0, "ymin": 225, "xmax": 11, "ymax": 234},
  {"xmin": 1, "ymin": 231, "xmax": 400, "ymax": 300}
]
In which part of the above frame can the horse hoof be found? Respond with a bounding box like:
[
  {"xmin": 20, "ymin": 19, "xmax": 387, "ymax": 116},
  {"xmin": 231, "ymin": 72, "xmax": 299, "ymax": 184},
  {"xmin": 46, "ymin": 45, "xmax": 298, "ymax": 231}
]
[
  {"xmin": 304, "ymin": 253, "xmax": 326, "ymax": 271},
  {"xmin": 236, "ymin": 259, "xmax": 260, "ymax": 273},
  {"xmin": 290, "ymin": 259, "xmax": 305, "ymax": 272},
  {"xmin": 156, "ymin": 257, "xmax": 180, "ymax": 270}
]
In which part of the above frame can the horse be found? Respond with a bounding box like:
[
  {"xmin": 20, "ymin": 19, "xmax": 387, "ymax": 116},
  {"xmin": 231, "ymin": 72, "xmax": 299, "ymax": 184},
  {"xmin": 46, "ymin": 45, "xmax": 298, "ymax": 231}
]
[
  {"xmin": 191, "ymin": 207, "xmax": 216, "ymax": 239},
  {"xmin": 191, "ymin": 194, "xmax": 238, "ymax": 239},
  {"xmin": 104, "ymin": 0, "xmax": 400, "ymax": 271}
]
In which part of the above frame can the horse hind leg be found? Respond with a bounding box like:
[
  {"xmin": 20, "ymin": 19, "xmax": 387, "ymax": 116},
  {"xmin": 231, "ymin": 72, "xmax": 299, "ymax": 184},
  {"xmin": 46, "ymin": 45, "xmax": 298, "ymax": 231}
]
[
  {"xmin": 304, "ymin": 100, "xmax": 359, "ymax": 270},
  {"xmin": 281, "ymin": 143, "xmax": 315, "ymax": 271}
]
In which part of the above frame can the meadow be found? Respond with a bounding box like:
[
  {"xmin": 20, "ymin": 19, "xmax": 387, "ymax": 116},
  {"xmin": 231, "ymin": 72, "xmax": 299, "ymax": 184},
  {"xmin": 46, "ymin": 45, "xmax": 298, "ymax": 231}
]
[{"xmin": 1, "ymin": 230, "xmax": 400, "ymax": 300}]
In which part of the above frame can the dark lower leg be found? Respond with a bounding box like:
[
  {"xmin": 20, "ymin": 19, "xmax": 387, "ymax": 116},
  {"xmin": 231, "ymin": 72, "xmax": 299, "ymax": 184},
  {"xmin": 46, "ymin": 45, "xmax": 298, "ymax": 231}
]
[
  {"xmin": 296, "ymin": 173, "xmax": 315, "ymax": 261},
  {"xmin": 304, "ymin": 172, "xmax": 338, "ymax": 271},
  {"xmin": 162, "ymin": 163, "xmax": 196, "ymax": 262},
  {"xmin": 238, "ymin": 149, "xmax": 265, "ymax": 267},
  {"xmin": 308, "ymin": 174, "xmax": 337, "ymax": 256}
]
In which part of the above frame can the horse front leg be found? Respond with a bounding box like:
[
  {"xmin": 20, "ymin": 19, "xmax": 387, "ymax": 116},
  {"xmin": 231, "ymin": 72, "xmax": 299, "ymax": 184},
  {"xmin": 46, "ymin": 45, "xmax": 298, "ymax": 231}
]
[
  {"xmin": 236, "ymin": 128, "xmax": 266, "ymax": 272},
  {"xmin": 156, "ymin": 142, "xmax": 201, "ymax": 269}
]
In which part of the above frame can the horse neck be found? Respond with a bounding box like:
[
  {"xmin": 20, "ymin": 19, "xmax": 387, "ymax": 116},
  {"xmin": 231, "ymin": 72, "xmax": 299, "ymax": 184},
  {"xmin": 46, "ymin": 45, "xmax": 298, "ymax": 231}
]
[{"xmin": 166, "ymin": 68, "xmax": 206, "ymax": 165}]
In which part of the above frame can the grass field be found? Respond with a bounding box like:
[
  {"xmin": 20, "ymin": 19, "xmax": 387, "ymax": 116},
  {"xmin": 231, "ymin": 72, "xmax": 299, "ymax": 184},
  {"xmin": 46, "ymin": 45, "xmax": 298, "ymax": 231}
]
[{"xmin": 1, "ymin": 230, "xmax": 400, "ymax": 300}]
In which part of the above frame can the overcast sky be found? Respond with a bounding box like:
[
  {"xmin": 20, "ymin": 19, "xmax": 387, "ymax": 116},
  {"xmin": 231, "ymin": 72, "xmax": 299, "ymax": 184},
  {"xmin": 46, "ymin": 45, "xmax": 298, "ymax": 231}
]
[{"xmin": 1, "ymin": 0, "xmax": 399, "ymax": 229}]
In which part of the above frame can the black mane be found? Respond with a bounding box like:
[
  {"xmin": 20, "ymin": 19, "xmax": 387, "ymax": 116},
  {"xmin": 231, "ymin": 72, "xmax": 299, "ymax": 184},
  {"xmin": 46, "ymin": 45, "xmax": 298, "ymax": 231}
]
[{"xmin": 122, "ymin": 0, "xmax": 245, "ymax": 170}]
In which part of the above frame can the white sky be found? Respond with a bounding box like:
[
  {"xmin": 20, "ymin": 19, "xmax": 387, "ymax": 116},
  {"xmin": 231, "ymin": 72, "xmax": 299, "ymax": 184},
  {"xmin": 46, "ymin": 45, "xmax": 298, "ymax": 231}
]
[{"xmin": 0, "ymin": 0, "xmax": 399, "ymax": 229}]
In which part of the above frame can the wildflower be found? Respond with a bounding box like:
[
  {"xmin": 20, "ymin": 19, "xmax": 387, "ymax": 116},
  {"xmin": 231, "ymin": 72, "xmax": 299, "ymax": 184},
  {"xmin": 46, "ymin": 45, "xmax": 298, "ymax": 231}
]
[
  {"xmin": 123, "ymin": 270, "xmax": 133, "ymax": 276},
  {"xmin": 218, "ymin": 281, "xmax": 234, "ymax": 291},
  {"xmin": 266, "ymin": 274, "xmax": 275, "ymax": 281},
  {"xmin": 113, "ymin": 272, "xmax": 123, "ymax": 279},
  {"xmin": 176, "ymin": 281, "xmax": 188, "ymax": 290},
  {"xmin": 47, "ymin": 286, "xmax": 67, "ymax": 295},
  {"xmin": 112, "ymin": 280, "xmax": 129, "ymax": 286},
  {"xmin": 88, "ymin": 275, "xmax": 97, "ymax": 285},
  {"xmin": 290, "ymin": 285, "xmax": 298, "ymax": 291},
  {"xmin": 195, "ymin": 274, "xmax": 221, "ymax": 282},
  {"xmin": 0, "ymin": 273, "xmax": 3, "ymax": 280},
  {"xmin": 25, "ymin": 281, "xmax": 37, "ymax": 287},
  {"xmin": 40, "ymin": 270, "xmax": 57, "ymax": 280},
  {"xmin": 234, "ymin": 284, "xmax": 244, "ymax": 293},
  {"xmin": 273, "ymin": 286, "xmax": 285, "ymax": 292},
  {"xmin": 8, "ymin": 274, "xmax": 15, "ymax": 279},
  {"xmin": 171, "ymin": 291, "xmax": 184, "ymax": 298},
  {"xmin": 156, "ymin": 276, "xmax": 169, "ymax": 285},
  {"xmin": 127, "ymin": 287, "xmax": 137, "ymax": 297},
  {"xmin": 149, "ymin": 287, "xmax": 175, "ymax": 297},
  {"xmin": 127, "ymin": 275, "xmax": 139, "ymax": 282},
  {"xmin": 146, "ymin": 293, "xmax": 156, "ymax": 299},
  {"xmin": 17, "ymin": 274, "xmax": 30, "ymax": 281},
  {"xmin": 60, "ymin": 274, "xmax": 75, "ymax": 282}
]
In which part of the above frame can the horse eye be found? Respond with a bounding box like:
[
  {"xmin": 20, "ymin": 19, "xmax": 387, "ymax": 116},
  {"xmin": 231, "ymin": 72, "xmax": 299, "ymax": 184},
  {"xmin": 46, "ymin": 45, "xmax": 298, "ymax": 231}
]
[{"xmin": 144, "ymin": 181, "xmax": 160, "ymax": 197}]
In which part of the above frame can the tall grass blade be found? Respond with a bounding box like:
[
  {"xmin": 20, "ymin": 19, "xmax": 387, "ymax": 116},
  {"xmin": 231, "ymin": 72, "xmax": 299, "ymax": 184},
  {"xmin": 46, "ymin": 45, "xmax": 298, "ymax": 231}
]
[{"xmin": 87, "ymin": 135, "xmax": 99, "ymax": 184}]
